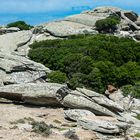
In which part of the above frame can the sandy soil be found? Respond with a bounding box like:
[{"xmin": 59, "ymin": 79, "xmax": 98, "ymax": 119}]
[{"xmin": 0, "ymin": 99, "xmax": 99, "ymax": 140}]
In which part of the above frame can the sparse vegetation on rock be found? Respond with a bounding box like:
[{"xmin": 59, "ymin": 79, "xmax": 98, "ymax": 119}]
[
  {"xmin": 95, "ymin": 15, "xmax": 121, "ymax": 33},
  {"xmin": 7, "ymin": 21, "xmax": 33, "ymax": 30},
  {"xmin": 121, "ymin": 82, "xmax": 140, "ymax": 98}
]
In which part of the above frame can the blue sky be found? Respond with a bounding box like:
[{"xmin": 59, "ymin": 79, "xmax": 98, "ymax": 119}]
[{"xmin": 0, "ymin": 0, "xmax": 140, "ymax": 25}]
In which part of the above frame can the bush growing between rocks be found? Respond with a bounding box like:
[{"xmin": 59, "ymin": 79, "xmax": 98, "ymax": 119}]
[
  {"xmin": 7, "ymin": 21, "xmax": 33, "ymax": 30},
  {"xmin": 95, "ymin": 15, "xmax": 121, "ymax": 33},
  {"xmin": 48, "ymin": 71, "xmax": 67, "ymax": 84},
  {"xmin": 29, "ymin": 34, "xmax": 140, "ymax": 95},
  {"xmin": 121, "ymin": 82, "xmax": 140, "ymax": 98}
]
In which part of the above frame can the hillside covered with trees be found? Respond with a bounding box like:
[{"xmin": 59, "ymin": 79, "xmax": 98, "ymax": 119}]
[{"xmin": 29, "ymin": 34, "xmax": 140, "ymax": 96}]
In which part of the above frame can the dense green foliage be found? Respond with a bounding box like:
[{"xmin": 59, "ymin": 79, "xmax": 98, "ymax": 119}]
[
  {"xmin": 29, "ymin": 34, "xmax": 140, "ymax": 95},
  {"xmin": 121, "ymin": 82, "xmax": 140, "ymax": 98},
  {"xmin": 134, "ymin": 133, "xmax": 140, "ymax": 138},
  {"xmin": 7, "ymin": 21, "xmax": 33, "ymax": 30},
  {"xmin": 48, "ymin": 71, "xmax": 67, "ymax": 84},
  {"xmin": 95, "ymin": 15, "xmax": 121, "ymax": 33}
]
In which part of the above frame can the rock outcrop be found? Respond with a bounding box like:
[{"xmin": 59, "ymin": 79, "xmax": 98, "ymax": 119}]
[
  {"xmin": 0, "ymin": 83, "xmax": 63, "ymax": 106},
  {"xmin": 78, "ymin": 116, "xmax": 129, "ymax": 134},
  {"xmin": 42, "ymin": 20, "xmax": 97, "ymax": 37},
  {"xmin": 0, "ymin": 27, "xmax": 20, "ymax": 34},
  {"xmin": 0, "ymin": 52, "xmax": 51, "ymax": 85},
  {"xmin": 0, "ymin": 31, "xmax": 32, "ymax": 53},
  {"xmin": 0, "ymin": 84, "xmax": 120, "ymax": 117},
  {"xmin": 65, "ymin": 109, "xmax": 129, "ymax": 134},
  {"xmin": 32, "ymin": 6, "xmax": 140, "ymax": 42},
  {"xmin": 64, "ymin": 109, "xmax": 95, "ymax": 121}
]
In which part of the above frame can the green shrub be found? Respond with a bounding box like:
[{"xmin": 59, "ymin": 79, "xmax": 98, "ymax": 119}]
[
  {"xmin": 31, "ymin": 121, "xmax": 51, "ymax": 137},
  {"xmin": 48, "ymin": 71, "xmax": 67, "ymax": 84},
  {"xmin": 29, "ymin": 34, "xmax": 140, "ymax": 94},
  {"xmin": 95, "ymin": 15, "xmax": 120, "ymax": 33},
  {"xmin": 7, "ymin": 21, "xmax": 33, "ymax": 30},
  {"xmin": 134, "ymin": 133, "xmax": 140, "ymax": 138},
  {"xmin": 121, "ymin": 82, "xmax": 140, "ymax": 98},
  {"xmin": 135, "ymin": 114, "xmax": 140, "ymax": 120},
  {"xmin": 67, "ymin": 73, "xmax": 84, "ymax": 90}
]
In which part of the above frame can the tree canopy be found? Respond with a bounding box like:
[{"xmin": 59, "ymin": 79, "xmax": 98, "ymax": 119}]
[{"xmin": 29, "ymin": 34, "xmax": 140, "ymax": 97}]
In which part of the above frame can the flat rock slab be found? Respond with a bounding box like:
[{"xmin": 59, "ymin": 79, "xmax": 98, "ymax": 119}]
[
  {"xmin": 64, "ymin": 109, "xmax": 95, "ymax": 121},
  {"xmin": 0, "ymin": 31, "xmax": 32, "ymax": 53},
  {"xmin": 77, "ymin": 88, "xmax": 124, "ymax": 112},
  {"xmin": 56, "ymin": 87, "xmax": 117, "ymax": 117},
  {"xmin": 65, "ymin": 14, "xmax": 105, "ymax": 26},
  {"xmin": 0, "ymin": 52, "xmax": 51, "ymax": 84},
  {"xmin": 0, "ymin": 83, "xmax": 64, "ymax": 106},
  {"xmin": 43, "ymin": 20, "xmax": 97, "ymax": 37},
  {"xmin": 0, "ymin": 84, "xmax": 123, "ymax": 117},
  {"xmin": 78, "ymin": 116, "xmax": 129, "ymax": 134}
]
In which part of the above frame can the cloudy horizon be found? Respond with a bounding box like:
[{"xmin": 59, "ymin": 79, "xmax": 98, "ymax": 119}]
[{"xmin": 0, "ymin": 0, "xmax": 140, "ymax": 25}]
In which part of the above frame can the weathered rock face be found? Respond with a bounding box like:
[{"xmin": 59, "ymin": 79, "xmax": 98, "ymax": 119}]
[
  {"xmin": 34, "ymin": 33, "xmax": 58, "ymax": 42},
  {"xmin": 0, "ymin": 84, "xmax": 119, "ymax": 117},
  {"xmin": 78, "ymin": 116, "xmax": 129, "ymax": 134},
  {"xmin": 0, "ymin": 31, "xmax": 32, "ymax": 53},
  {"xmin": 133, "ymin": 31, "xmax": 140, "ymax": 40},
  {"xmin": 77, "ymin": 88, "xmax": 124, "ymax": 112},
  {"xmin": 56, "ymin": 87, "xmax": 119, "ymax": 117},
  {"xmin": 32, "ymin": 6, "xmax": 140, "ymax": 43},
  {"xmin": 124, "ymin": 11, "xmax": 138, "ymax": 22},
  {"xmin": 106, "ymin": 89, "xmax": 140, "ymax": 112},
  {"xmin": 65, "ymin": 14, "xmax": 106, "ymax": 27},
  {"xmin": 0, "ymin": 83, "xmax": 64, "ymax": 106},
  {"xmin": 64, "ymin": 109, "xmax": 95, "ymax": 121},
  {"xmin": 0, "ymin": 52, "xmax": 51, "ymax": 85},
  {"xmin": 0, "ymin": 83, "xmax": 139, "ymax": 137},
  {"xmin": 43, "ymin": 21, "xmax": 97, "ymax": 37},
  {"xmin": 0, "ymin": 27, "xmax": 20, "ymax": 34},
  {"xmin": 64, "ymin": 109, "xmax": 129, "ymax": 134}
]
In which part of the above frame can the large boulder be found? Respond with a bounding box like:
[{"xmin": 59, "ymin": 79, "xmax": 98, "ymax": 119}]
[
  {"xmin": 0, "ymin": 84, "xmax": 122, "ymax": 117},
  {"xmin": 0, "ymin": 31, "xmax": 32, "ymax": 53},
  {"xmin": 64, "ymin": 109, "xmax": 95, "ymax": 121},
  {"xmin": 78, "ymin": 116, "xmax": 129, "ymax": 134},
  {"xmin": 85, "ymin": 6, "xmax": 121, "ymax": 17},
  {"xmin": 124, "ymin": 11, "xmax": 138, "ymax": 22},
  {"xmin": 56, "ymin": 86, "xmax": 117, "ymax": 117},
  {"xmin": 34, "ymin": 33, "xmax": 59, "ymax": 42},
  {"xmin": 65, "ymin": 14, "xmax": 105, "ymax": 27},
  {"xmin": 7, "ymin": 27, "xmax": 20, "ymax": 32},
  {"xmin": 0, "ymin": 52, "xmax": 51, "ymax": 84},
  {"xmin": 77, "ymin": 88, "xmax": 124, "ymax": 112},
  {"xmin": 0, "ymin": 83, "xmax": 64, "ymax": 106},
  {"xmin": 42, "ymin": 20, "xmax": 97, "ymax": 37},
  {"xmin": 0, "ymin": 27, "xmax": 20, "ymax": 34},
  {"xmin": 107, "ymin": 89, "xmax": 140, "ymax": 111}
]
